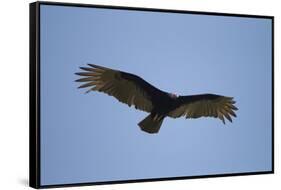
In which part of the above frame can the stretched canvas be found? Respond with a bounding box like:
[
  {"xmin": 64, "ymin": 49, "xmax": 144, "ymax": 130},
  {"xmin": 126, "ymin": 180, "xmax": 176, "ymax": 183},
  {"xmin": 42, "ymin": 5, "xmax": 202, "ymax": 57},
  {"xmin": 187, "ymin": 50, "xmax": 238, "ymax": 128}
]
[{"xmin": 29, "ymin": 1, "xmax": 274, "ymax": 188}]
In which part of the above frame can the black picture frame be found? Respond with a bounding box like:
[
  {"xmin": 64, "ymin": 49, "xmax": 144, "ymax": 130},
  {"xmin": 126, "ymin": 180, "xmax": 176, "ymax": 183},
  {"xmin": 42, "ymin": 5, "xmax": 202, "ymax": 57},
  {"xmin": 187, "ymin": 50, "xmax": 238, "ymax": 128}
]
[{"xmin": 29, "ymin": 1, "xmax": 274, "ymax": 189}]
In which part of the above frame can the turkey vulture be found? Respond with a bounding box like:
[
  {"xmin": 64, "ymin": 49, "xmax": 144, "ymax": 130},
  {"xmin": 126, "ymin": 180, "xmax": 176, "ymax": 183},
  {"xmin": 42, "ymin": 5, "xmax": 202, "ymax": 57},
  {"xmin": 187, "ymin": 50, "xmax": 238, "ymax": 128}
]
[{"xmin": 75, "ymin": 64, "xmax": 238, "ymax": 134}]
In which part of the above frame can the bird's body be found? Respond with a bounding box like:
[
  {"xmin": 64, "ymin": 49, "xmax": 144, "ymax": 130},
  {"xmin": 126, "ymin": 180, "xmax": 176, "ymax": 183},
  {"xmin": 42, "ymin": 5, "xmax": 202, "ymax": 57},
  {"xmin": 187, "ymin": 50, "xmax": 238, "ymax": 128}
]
[{"xmin": 76, "ymin": 64, "xmax": 238, "ymax": 134}]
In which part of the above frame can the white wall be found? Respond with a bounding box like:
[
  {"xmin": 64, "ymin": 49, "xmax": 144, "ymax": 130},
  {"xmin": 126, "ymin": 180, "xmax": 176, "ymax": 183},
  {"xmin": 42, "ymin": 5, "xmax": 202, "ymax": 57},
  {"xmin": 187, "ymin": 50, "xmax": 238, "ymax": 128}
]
[{"xmin": 0, "ymin": 0, "xmax": 278, "ymax": 189}]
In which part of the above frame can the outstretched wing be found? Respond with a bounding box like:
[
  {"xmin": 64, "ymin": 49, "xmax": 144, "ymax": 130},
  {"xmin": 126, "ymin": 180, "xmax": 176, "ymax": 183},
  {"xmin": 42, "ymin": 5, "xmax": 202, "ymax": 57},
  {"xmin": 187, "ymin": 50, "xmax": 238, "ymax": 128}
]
[
  {"xmin": 75, "ymin": 64, "xmax": 167, "ymax": 113},
  {"xmin": 168, "ymin": 94, "xmax": 238, "ymax": 124}
]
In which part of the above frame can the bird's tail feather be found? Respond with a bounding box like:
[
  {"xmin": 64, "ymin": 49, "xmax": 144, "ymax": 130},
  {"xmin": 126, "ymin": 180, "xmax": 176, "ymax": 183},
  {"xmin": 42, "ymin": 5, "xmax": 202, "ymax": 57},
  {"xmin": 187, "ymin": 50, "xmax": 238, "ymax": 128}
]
[{"xmin": 138, "ymin": 114, "xmax": 164, "ymax": 134}]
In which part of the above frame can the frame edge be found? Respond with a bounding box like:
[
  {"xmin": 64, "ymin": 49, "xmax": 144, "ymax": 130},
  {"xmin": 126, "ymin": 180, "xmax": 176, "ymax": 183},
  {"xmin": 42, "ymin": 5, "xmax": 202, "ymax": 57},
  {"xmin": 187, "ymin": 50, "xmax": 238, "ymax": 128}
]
[
  {"xmin": 271, "ymin": 16, "xmax": 274, "ymax": 174},
  {"xmin": 37, "ymin": 0, "xmax": 274, "ymax": 19},
  {"xmin": 29, "ymin": 1, "xmax": 41, "ymax": 189}
]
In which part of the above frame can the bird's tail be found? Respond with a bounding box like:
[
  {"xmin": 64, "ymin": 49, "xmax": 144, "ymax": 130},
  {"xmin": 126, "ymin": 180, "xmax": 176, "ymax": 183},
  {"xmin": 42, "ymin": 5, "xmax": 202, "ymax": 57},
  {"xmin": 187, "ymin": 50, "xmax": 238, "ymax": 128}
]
[{"xmin": 138, "ymin": 114, "xmax": 164, "ymax": 134}]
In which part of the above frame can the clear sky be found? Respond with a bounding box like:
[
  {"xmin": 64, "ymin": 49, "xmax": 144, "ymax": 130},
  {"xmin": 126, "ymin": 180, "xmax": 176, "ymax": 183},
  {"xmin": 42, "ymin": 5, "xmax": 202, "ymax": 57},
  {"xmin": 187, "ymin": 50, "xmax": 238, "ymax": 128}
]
[{"xmin": 40, "ymin": 4, "xmax": 272, "ymax": 186}]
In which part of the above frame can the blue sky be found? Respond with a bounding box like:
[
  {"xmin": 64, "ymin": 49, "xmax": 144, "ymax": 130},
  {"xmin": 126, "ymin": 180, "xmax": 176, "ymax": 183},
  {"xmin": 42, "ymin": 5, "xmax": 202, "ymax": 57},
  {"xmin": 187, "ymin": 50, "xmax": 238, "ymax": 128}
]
[{"xmin": 40, "ymin": 5, "xmax": 272, "ymax": 186}]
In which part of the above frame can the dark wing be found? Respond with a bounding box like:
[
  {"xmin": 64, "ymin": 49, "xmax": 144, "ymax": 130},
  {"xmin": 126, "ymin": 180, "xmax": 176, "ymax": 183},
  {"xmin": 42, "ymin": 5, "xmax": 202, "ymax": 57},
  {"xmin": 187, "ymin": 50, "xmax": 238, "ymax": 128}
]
[
  {"xmin": 168, "ymin": 94, "xmax": 238, "ymax": 124},
  {"xmin": 75, "ymin": 64, "xmax": 167, "ymax": 113}
]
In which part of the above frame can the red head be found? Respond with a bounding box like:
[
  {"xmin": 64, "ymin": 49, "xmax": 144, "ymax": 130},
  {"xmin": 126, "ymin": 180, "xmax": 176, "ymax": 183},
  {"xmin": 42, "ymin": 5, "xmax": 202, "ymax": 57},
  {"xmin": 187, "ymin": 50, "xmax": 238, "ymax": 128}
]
[{"xmin": 169, "ymin": 93, "xmax": 178, "ymax": 99}]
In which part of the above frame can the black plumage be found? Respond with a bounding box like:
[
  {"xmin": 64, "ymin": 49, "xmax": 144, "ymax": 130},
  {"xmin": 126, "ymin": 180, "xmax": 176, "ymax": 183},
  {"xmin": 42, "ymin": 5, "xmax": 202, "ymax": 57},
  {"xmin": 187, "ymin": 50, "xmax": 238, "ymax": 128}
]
[{"xmin": 76, "ymin": 64, "xmax": 238, "ymax": 134}]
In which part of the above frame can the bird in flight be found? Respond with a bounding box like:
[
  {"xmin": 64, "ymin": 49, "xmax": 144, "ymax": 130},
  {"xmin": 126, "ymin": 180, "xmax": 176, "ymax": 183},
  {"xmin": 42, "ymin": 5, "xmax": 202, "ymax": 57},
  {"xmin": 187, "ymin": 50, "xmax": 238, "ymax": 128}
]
[{"xmin": 75, "ymin": 64, "xmax": 238, "ymax": 134}]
